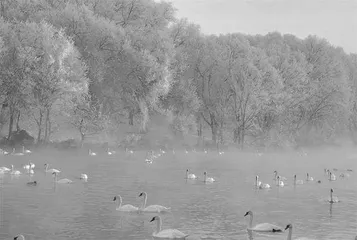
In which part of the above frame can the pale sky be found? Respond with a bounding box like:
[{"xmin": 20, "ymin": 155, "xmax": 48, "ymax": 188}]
[{"xmin": 167, "ymin": 0, "xmax": 357, "ymax": 54}]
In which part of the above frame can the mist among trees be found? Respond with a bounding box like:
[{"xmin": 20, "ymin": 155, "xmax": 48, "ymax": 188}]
[{"xmin": 0, "ymin": 0, "xmax": 357, "ymax": 149}]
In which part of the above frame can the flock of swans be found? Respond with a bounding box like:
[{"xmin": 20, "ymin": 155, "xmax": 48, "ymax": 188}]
[{"xmin": 0, "ymin": 146, "xmax": 356, "ymax": 239}]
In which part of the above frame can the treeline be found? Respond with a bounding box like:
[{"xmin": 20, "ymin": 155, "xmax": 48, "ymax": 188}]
[{"xmin": 0, "ymin": 0, "xmax": 356, "ymax": 149}]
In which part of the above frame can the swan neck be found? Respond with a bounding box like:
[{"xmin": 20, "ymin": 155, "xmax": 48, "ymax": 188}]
[
  {"xmin": 330, "ymin": 191, "xmax": 333, "ymax": 201},
  {"xmin": 249, "ymin": 213, "xmax": 253, "ymax": 228},
  {"xmin": 141, "ymin": 194, "xmax": 147, "ymax": 209},
  {"xmin": 117, "ymin": 196, "xmax": 122, "ymax": 209},
  {"xmin": 156, "ymin": 217, "xmax": 162, "ymax": 233},
  {"xmin": 204, "ymin": 174, "xmax": 206, "ymax": 182},
  {"xmin": 286, "ymin": 227, "xmax": 292, "ymax": 240}
]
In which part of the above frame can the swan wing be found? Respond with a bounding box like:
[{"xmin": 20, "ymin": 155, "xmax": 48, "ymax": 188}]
[
  {"xmin": 250, "ymin": 223, "xmax": 283, "ymax": 232},
  {"xmin": 119, "ymin": 204, "xmax": 139, "ymax": 212},
  {"xmin": 154, "ymin": 229, "xmax": 189, "ymax": 239},
  {"xmin": 57, "ymin": 179, "xmax": 72, "ymax": 183},
  {"xmin": 144, "ymin": 205, "xmax": 171, "ymax": 213}
]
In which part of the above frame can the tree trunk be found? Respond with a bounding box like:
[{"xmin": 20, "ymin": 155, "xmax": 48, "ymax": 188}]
[
  {"xmin": 129, "ymin": 109, "xmax": 134, "ymax": 125},
  {"xmin": 16, "ymin": 110, "xmax": 21, "ymax": 132},
  {"xmin": 240, "ymin": 123, "xmax": 245, "ymax": 149},
  {"xmin": 79, "ymin": 119, "xmax": 85, "ymax": 147},
  {"xmin": 44, "ymin": 108, "xmax": 50, "ymax": 142},
  {"xmin": 7, "ymin": 106, "xmax": 14, "ymax": 139},
  {"xmin": 36, "ymin": 109, "xmax": 43, "ymax": 143}
]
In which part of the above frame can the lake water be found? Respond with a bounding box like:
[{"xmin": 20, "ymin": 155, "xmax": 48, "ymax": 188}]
[{"xmin": 0, "ymin": 147, "xmax": 356, "ymax": 240}]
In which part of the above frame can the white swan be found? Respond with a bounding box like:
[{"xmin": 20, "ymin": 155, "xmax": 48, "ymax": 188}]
[
  {"xmin": 273, "ymin": 171, "xmax": 287, "ymax": 180},
  {"xmin": 26, "ymin": 169, "xmax": 34, "ymax": 175},
  {"xmin": 244, "ymin": 211, "xmax": 284, "ymax": 232},
  {"xmin": 328, "ymin": 171, "xmax": 336, "ymax": 181},
  {"xmin": 138, "ymin": 192, "xmax": 171, "ymax": 213},
  {"xmin": 285, "ymin": 224, "xmax": 314, "ymax": 240},
  {"xmin": 107, "ymin": 148, "xmax": 115, "ymax": 155},
  {"xmin": 44, "ymin": 164, "xmax": 61, "ymax": 174},
  {"xmin": 256, "ymin": 176, "xmax": 270, "ymax": 189},
  {"xmin": 145, "ymin": 158, "xmax": 153, "ymax": 164},
  {"xmin": 125, "ymin": 148, "xmax": 134, "ymax": 154},
  {"xmin": 14, "ymin": 234, "xmax": 25, "ymax": 240},
  {"xmin": 328, "ymin": 188, "xmax": 339, "ymax": 203},
  {"xmin": 150, "ymin": 215, "xmax": 189, "ymax": 239},
  {"xmin": 306, "ymin": 173, "xmax": 314, "ymax": 181},
  {"xmin": 255, "ymin": 176, "xmax": 262, "ymax": 187},
  {"xmin": 23, "ymin": 162, "xmax": 35, "ymax": 169},
  {"xmin": 10, "ymin": 165, "xmax": 21, "ymax": 175},
  {"xmin": 203, "ymin": 171, "xmax": 215, "ymax": 182},
  {"xmin": 52, "ymin": 172, "xmax": 72, "ymax": 183},
  {"xmin": 277, "ymin": 176, "xmax": 284, "ymax": 187},
  {"xmin": 294, "ymin": 175, "xmax": 303, "ymax": 185},
  {"xmin": 113, "ymin": 195, "xmax": 138, "ymax": 212},
  {"xmin": 11, "ymin": 148, "xmax": 24, "ymax": 156},
  {"xmin": 186, "ymin": 169, "xmax": 197, "ymax": 179},
  {"xmin": 0, "ymin": 166, "xmax": 11, "ymax": 172},
  {"xmin": 23, "ymin": 146, "xmax": 31, "ymax": 154},
  {"xmin": 88, "ymin": 149, "xmax": 96, "ymax": 156},
  {"xmin": 80, "ymin": 174, "xmax": 88, "ymax": 180}
]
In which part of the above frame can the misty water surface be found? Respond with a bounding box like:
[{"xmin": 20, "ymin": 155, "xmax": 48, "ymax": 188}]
[{"xmin": 0, "ymin": 147, "xmax": 356, "ymax": 240}]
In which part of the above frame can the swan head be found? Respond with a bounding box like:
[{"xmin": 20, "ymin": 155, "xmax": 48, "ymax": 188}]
[
  {"xmin": 285, "ymin": 224, "xmax": 292, "ymax": 230},
  {"xmin": 294, "ymin": 174, "xmax": 296, "ymax": 178},
  {"xmin": 113, "ymin": 195, "xmax": 121, "ymax": 201},
  {"xmin": 273, "ymin": 170, "xmax": 277, "ymax": 174},
  {"xmin": 255, "ymin": 175, "xmax": 259, "ymax": 180},
  {"xmin": 244, "ymin": 210, "xmax": 252, "ymax": 217},
  {"xmin": 204, "ymin": 171, "xmax": 207, "ymax": 175},
  {"xmin": 139, "ymin": 192, "xmax": 147, "ymax": 197},
  {"xmin": 14, "ymin": 234, "xmax": 25, "ymax": 240},
  {"xmin": 186, "ymin": 169, "xmax": 189, "ymax": 172},
  {"xmin": 330, "ymin": 188, "xmax": 334, "ymax": 193},
  {"xmin": 150, "ymin": 216, "xmax": 160, "ymax": 222},
  {"xmin": 52, "ymin": 172, "xmax": 58, "ymax": 176}
]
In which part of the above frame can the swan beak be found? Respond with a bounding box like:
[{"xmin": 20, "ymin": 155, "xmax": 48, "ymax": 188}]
[
  {"xmin": 284, "ymin": 224, "xmax": 290, "ymax": 230},
  {"xmin": 244, "ymin": 212, "xmax": 249, "ymax": 217},
  {"xmin": 139, "ymin": 193, "xmax": 143, "ymax": 197},
  {"xmin": 113, "ymin": 196, "xmax": 117, "ymax": 201},
  {"xmin": 149, "ymin": 217, "xmax": 156, "ymax": 222}
]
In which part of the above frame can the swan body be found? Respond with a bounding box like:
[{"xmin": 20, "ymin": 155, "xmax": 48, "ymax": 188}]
[
  {"xmin": 12, "ymin": 148, "xmax": 24, "ymax": 156},
  {"xmin": 0, "ymin": 166, "xmax": 11, "ymax": 172},
  {"xmin": 277, "ymin": 176, "xmax": 284, "ymax": 187},
  {"xmin": 203, "ymin": 171, "xmax": 215, "ymax": 182},
  {"xmin": 88, "ymin": 149, "xmax": 96, "ymax": 156},
  {"xmin": 294, "ymin": 175, "xmax": 304, "ymax": 185},
  {"xmin": 27, "ymin": 169, "xmax": 34, "ymax": 175},
  {"xmin": 52, "ymin": 172, "xmax": 72, "ymax": 183},
  {"xmin": 27, "ymin": 181, "xmax": 37, "ymax": 186},
  {"xmin": 259, "ymin": 183, "xmax": 271, "ymax": 189},
  {"xmin": 10, "ymin": 165, "xmax": 21, "ymax": 175},
  {"xmin": 328, "ymin": 188, "xmax": 339, "ymax": 203},
  {"xmin": 80, "ymin": 174, "xmax": 88, "ymax": 180},
  {"xmin": 113, "ymin": 195, "xmax": 138, "ymax": 212},
  {"xmin": 150, "ymin": 215, "xmax": 189, "ymax": 239},
  {"xmin": 244, "ymin": 211, "xmax": 283, "ymax": 232},
  {"xmin": 14, "ymin": 235, "xmax": 25, "ymax": 240},
  {"xmin": 139, "ymin": 192, "xmax": 171, "ymax": 213},
  {"xmin": 339, "ymin": 172, "xmax": 350, "ymax": 178},
  {"xmin": 107, "ymin": 148, "xmax": 115, "ymax": 155},
  {"xmin": 145, "ymin": 158, "xmax": 153, "ymax": 164},
  {"xmin": 255, "ymin": 176, "xmax": 271, "ymax": 189},
  {"xmin": 306, "ymin": 173, "xmax": 314, "ymax": 181},
  {"xmin": 186, "ymin": 169, "xmax": 197, "ymax": 179},
  {"xmin": 44, "ymin": 164, "xmax": 61, "ymax": 174}
]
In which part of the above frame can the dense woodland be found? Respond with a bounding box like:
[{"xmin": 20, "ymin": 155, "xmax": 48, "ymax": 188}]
[{"xmin": 0, "ymin": 0, "xmax": 357, "ymax": 149}]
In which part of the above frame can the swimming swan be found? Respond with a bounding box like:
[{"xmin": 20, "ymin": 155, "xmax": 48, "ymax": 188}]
[
  {"xmin": 203, "ymin": 171, "xmax": 215, "ymax": 182},
  {"xmin": 294, "ymin": 175, "xmax": 303, "ymax": 185},
  {"xmin": 23, "ymin": 162, "xmax": 35, "ymax": 169},
  {"xmin": 138, "ymin": 192, "xmax": 171, "ymax": 213},
  {"xmin": 150, "ymin": 215, "xmax": 189, "ymax": 239},
  {"xmin": 244, "ymin": 211, "xmax": 284, "ymax": 232},
  {"xmin": 10, "ymin": 165, "xmax": 21, "ymax": 175},
  {"xmin": 277, "ymin": 176, "xmax": 284, "ymax": 187},
  {"xmin": 328, "ymin": 188, "xmax": 339, "ymax": 203},
  {"xmin": 52, "ymin": 172, "xmax": 73, "ymax": 183},
  {"xmin": 80, "ymin": 174, "xmax": 88, "ymax": 180},
  {"xmin": 11, "ymin": 148, "xmax": 24, "ymax": 156},
  {"xmin": 186, "ymin": 169, "xmax": 197, "ymax": 179},
  {"xmin": 44, "ymin": 164, "xmax": 61, "ymax": 174},
  {"xmin": 285, "ymin": 224, "xmax": 314, "ymax": 240},
  {"xmin": 88, "ymin": 149, "xmax": 96, "ymax": 156},
  {"xmin": 328, "ymin": 171, "xmax": 336, "ymax": 181},
  {"xmin": 306, "ymin": 173, "xmax": 314, "ymax": 181},
  {"xmin": 273, "ymin": 171, "xmax": 287, "ymax": 181},
  {"xmin": 14, "ymin": 234, "xmax": 25, "ymax": 240},
  {"xmin": 255, "ymin": 176, "xmax": 271, "ymax": 189},
  {"xmin": 113, "ymin": 195, "xmax": 139, "ymax": 212},
  {"xmin": 0, "ymin": 166, "xmax": 11, "ymax": 172}
]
